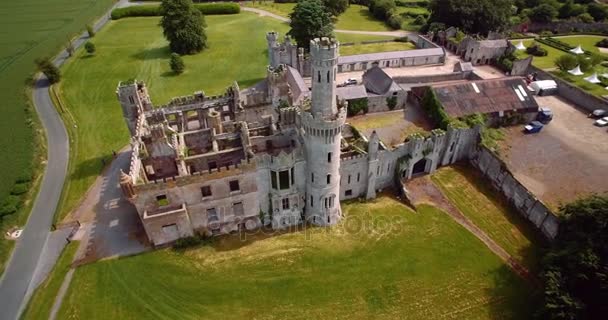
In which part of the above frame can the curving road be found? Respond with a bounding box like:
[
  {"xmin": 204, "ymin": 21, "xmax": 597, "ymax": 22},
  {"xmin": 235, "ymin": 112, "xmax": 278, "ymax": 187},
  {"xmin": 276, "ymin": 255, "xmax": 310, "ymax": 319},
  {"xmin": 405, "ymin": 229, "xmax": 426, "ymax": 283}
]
[{"xmin": 0, "ymin": 1, "xmax": 128, "ymax": 319}]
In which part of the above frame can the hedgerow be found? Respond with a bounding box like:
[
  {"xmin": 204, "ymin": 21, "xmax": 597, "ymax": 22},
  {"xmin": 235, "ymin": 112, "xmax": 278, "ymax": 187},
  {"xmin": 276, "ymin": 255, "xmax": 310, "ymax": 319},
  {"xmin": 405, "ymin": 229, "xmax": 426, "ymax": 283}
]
[{"xmin": 111, "ymin": 3, "xmax": 240, "ymax": 20}]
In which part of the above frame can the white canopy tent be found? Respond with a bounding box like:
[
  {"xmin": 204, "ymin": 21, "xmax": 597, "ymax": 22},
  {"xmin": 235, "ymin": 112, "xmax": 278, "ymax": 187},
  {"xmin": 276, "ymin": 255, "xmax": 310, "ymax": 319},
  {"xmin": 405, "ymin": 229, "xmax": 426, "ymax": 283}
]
[
  {"xmin": 570, "ymin": 45, "xmax": 585, "ymax": 55},
  {"xmin": 515, "ymin": 41, "xmax": 526, "ymax": 50},
  {"xmin": 568, "ymin": 65, "xmax": 584, "ymax": 76},
  {"xmin": 584, "ymin": 73, "xmax": 601, "ymax": 84}
]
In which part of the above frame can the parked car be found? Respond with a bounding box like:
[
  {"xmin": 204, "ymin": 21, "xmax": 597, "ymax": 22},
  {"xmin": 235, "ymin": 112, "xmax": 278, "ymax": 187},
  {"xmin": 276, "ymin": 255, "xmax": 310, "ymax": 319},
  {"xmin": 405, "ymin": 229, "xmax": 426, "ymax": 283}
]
[
  {"xmin": 524, "ymin": 121, "xmax": 544, "ymax": 133},
  {"xmin": 594, "ymin": 116, "xmax": 608, "ymax": 127},
  {"xmin": 537, "ymin": 107, "xmax": 553, "ymax": 124},
  {"xmin": 344, "ymin": 78, "xmax": 357, "ymax": 86},
  {"xmin": 589, "ymin": 109, "xmax": 607, "ymax": 118}
]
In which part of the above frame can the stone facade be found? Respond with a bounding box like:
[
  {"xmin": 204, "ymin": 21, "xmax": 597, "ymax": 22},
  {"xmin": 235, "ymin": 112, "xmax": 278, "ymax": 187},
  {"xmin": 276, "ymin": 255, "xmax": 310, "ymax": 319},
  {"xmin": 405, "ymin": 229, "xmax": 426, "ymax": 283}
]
[{"xmin": 117, "ymin": 36, "xmax": 482, "ymax": 247}]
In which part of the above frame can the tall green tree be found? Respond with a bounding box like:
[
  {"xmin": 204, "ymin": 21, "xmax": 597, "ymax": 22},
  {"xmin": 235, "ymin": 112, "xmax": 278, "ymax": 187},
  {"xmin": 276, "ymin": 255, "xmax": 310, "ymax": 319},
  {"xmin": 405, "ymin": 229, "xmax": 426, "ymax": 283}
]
[
  {"xmin": 160, "ymin": 0, "xmax": 207, "ymax": 55},
  {"xmin": 427, "ymin": 0, "xmax": 513, "ymax": 34},
  {"xmin": 288, "ymin": 0, "xmax": 334, "ymax": 49},
  {"xmin": 35, "ymin": 57, "xmax": 61, "ymax": 84},
  {"xmin": 539, "ymin": 195, "xmax": 608, "ymax": 319},
  {"xmin": 323, "ymin": 0, "xmax": 349, "ymax": 17},
  {"xmin": 529, "ymin": 3, "xmax": 558, "ymax": 23}
]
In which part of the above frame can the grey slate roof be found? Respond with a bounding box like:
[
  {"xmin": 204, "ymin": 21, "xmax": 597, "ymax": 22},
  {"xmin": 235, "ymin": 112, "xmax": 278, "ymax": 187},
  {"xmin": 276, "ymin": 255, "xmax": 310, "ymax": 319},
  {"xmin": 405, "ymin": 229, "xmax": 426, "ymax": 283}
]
[
  {"xmin": 336, "ymin": 85, "xmax": 368, "ymax": 100},
  {"xmin": 362, "ymin": 66, "xmax": 393, "ymax": 95},
  {"xmin": 337, "ymin": 48, "xmax": 445, "ymax": 65},
  {"xmin": 286, "ymin": 66, "xmax": 309, "ymax": 103}
]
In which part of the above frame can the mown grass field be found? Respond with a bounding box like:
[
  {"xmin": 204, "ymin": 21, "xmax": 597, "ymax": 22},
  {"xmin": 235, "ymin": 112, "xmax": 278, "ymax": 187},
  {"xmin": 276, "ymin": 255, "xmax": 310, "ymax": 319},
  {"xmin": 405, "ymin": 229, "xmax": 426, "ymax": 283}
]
[
  {"xmin": 340, "ymin": 41, "xmax": 415, "ymax": 56},
  {"xmin": 0, "ymin": 0, "xmax": 115, "ymax": 275},
  {"xmin": 431, "ymin": 166, "xmax": 546, "ymax": 272},
  {"xmin": 21, "ymin": 241, "xmax": 79, "ymax": 320},
  {"xmin": 245, "ymin": 2, "xmax": 393, "ymax": 31},
  {"xmin": 58, "ymin": 196, "xmax": 536, "ymax": 319},
  {"xmin": 56, "ymin": 13, "xmax": 397, "ymax": 221},
  {"xmin": 554, "ymin": 35, "xmax": 606, "ymax": 55}
]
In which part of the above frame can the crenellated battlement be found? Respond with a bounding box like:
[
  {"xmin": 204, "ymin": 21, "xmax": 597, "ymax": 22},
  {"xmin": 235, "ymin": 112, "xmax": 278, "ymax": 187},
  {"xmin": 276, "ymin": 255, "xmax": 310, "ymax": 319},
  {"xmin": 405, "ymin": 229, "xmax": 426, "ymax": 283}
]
[{"xmin": 310, "ymin": 37, "xmax": 339, "ymax": 64}]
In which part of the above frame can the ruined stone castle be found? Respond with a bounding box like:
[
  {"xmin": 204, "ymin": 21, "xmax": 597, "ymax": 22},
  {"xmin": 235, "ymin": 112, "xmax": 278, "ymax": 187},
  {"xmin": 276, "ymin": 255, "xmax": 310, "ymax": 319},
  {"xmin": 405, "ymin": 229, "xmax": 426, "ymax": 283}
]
[{"xmin": 117, "ymin": 35, "xmax": 479, "ymax": 246}]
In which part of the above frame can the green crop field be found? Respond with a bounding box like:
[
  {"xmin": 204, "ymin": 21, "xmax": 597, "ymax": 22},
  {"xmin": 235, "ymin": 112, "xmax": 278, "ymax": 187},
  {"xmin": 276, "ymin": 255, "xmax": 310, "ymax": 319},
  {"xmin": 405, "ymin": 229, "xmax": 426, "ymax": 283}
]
[
  {"xmin": 432, "ymin": 166, "xmax": 546, "ymax": 271},
  {"xmin": 0, "ymin": 0, "xmax": 115, "ymax": 275},
  {"xmin": 56, "ymin": 13, "xmax": 396, "ymax": 221},
  {"xmin": 57, "ymin": 196, "xmax": 537, "ymax": 319}
]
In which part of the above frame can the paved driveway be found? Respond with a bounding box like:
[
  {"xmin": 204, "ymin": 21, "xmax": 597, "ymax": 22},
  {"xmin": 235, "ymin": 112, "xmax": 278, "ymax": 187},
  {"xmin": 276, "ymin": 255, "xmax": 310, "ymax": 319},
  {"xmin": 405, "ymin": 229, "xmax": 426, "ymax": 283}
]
[{"xmin": 499, "ymin": 95, "xmax": 608, "ymax": 210}]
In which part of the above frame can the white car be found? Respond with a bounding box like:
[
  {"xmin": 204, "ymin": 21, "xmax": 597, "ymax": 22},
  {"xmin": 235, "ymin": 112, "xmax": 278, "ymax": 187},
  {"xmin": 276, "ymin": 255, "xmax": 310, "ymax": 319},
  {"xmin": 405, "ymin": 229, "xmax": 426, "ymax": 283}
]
[
  {"xmin": 344, "ymin": 78, "xmax": 357, "ymax": 86},
  {"xmin": 590, "ymin": 109, "xmax": 607, "ymax": 118},
  {"xmin": 594, "ymin": 117, "xmax": 608, "ymax": 127}
]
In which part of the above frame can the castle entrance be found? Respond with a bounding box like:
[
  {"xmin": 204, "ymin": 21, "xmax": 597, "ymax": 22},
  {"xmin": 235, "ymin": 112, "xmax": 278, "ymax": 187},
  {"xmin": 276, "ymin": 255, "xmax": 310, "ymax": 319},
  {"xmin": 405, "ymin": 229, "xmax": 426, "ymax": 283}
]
[{"xmin": 412, "ymin": 158, "xmax": 427, "ymax": 176}]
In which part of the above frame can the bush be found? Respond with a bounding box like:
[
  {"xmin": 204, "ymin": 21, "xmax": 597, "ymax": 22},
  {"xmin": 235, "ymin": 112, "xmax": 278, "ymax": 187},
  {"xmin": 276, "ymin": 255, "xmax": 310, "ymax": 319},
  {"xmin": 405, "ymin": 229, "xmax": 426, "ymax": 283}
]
[
  {"xmin": 173, "ymin": 235, "xmax": 202, "ymax": 249},
  {"xmin": 526, "ymin": 44, "xmax": 548, "ymax": 56},
  {"xmin": 84, "ymin": 42, "xmax": 96, "ymax": 54},
  {"xmin": 0, "ymin": 195, "xmax": 21, "ymax": 216},
  {"xmin": 10, "ymin": 183, "xmax": 29, "ymax": 196},
  {"xmin": 386, "ymin": 96, "xmax": 398, "ymax": 110},
  {"xmin": 369, "ymin": 0, "xmax": 397, "ymax": 21},
  {"xmin": 596, "ymin": 38, "xmax": 608, "ymax": 48},
  {"xmin": 387, "ymin": 13, "xmax": 403, "ymax": 29},
  {"xmin": 413, "ymin": 15, "xmax": 427, "ymax": 25},
  {"xmin": 86, "ymin": 24, "xmax": 95, "ymax": 37},
  {"xmin": 347, "ymin": 98, "xmax": 368, "ymax": 116},
  {"xmin": 110, "ymin": 3, "xmax": 240, "ymax": 20},
  {"xmin": 577, "ymin": 13, "xmax": 594, "ymax": 23},
  {"xmin": 421, "ymin": 89, "xmax": 451, "ymax": 130},
  {"xmin": 169, "ymin": 53, "xmax": 185, "ymax": 74},
  {"xmin": 554, "ymin": 54, "xmax": 578, "ymax": 71},
  {"xmin": 35, "ymin": 57, "xmax": 61, "ymax": 84},
  {"xmin": 496, "ymin": 55, "xmax": 514, "ymax": 72}
]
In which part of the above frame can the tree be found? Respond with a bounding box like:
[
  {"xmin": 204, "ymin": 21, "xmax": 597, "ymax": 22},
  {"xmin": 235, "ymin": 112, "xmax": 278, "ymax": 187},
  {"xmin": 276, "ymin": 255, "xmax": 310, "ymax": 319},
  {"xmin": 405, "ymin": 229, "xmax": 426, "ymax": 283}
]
[
  {"xmin": 169, "ymin": 53, "xmax": 185, "ymax": 74},
  {"xmin": 35, "ymin": 57, "xmax": 61, "ymax": 84},
  {"xmin": 427, "ymin": 0, "xmax": 513, "ymax": 34},
  {"xmin": 554, "ymin": 54, "xmax": 577, "ymax": 71},
  {"xmin": 84, "ymin": 42, "xmax": 96, "ymax": 55},
  {"xmin": 577, "ymin": 13, "xmax": 594, "ymax": 23},
  {"xmin": 369, "ymin": 0, "xmax": 396, "ymax": 20},
  {"xmin": 539, "ymin": 195, "xmax": 608, "ymax": 319},
  {"xmin": 160, "ymin": 0, "xmax": 207, "ymax": 55},
  {"xmin": 322, "ymin": 0, "xmax": 348, "ymax": 17},
  {"xmin": 529, "ymin": 3, "xmax": 558, "ymax": 23},
  {"xmin": 86, "ymin": 24, "xmax": 95, "ymax": 38},
  {"xmin": 558, "ymin": 0, "xmax": 585, "ymax": 19},
  {"xmin": 588, "ymin": 3, "xmax": 608, "ymax": 22},
  {"xmin": 288, "ymin": 0, "xmax": 334, "ymax": 49}
]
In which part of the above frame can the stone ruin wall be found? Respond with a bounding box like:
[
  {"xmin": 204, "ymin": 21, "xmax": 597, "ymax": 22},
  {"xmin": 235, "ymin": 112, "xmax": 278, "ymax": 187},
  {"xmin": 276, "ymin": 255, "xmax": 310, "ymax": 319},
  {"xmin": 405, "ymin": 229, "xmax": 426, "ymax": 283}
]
[{"xmin": 470, "ymin": 147, "xmax": 559, "ymax": 239}]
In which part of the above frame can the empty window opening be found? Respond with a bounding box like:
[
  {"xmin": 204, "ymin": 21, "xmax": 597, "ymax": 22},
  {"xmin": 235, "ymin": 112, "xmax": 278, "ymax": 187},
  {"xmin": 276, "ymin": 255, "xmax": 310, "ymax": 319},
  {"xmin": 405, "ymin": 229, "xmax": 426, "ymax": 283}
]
[
  {"xmin": 357, "ymin": 172, "xmax": 361, "ymax": 182},
  {"xmin": 233, "ymin": 202, "xmax": 244, "ymax": 216},
  {"xmin": 201, "ymin": 186, "xmax": 212, "ymax": 198},
  {"xmin": 279, "ymin": 170, "xmax": 290, "ymax": 190},
  {"xmin": 128, "ymin": 96, "xmax": 135, "ymax": 104},
  {"xmin": 310, "ymin": 195, "xmax": 314, "ymax": 207},
  {"xmin": 229, "ymin": 180, "xmax": 240, "ymax": 192},
  {"xmin": 311, "ymin": 173, "xmax": 315, "ymax": 183},
  {"xmin": 327, "ymin": 152, "xmax": 332, "ymax": 163},
  {"xmin": 290, "ymin": 167, "xmax": 295, "ymax": 185},
  {"xmin": 282, "ymin": 198, "xmax": 290, "ymax": 210},
  {"xmin": 156, "ymin": 194, "xmax": 168, "ymax": 206},
  {"xmin": 207, "ymin": 208, "xmax": 218, "ymax": 223},
  {"xmin": 327, "ymin": 174, "xmax": 331, "ymax": 184},
  {"xmin": 345, "ymin": 189, "xmax": 353, "ymax": 197},
  {"xmin": 347, "ymin": 175, "xmax": 351, "ymax": 184},
  {"xmin": 317, "ymin": 71, "xmax": 321, "ymax": 83},
  {"xmin": 271, "ymin": 171, "xmax": 278, "ymax": 189}
]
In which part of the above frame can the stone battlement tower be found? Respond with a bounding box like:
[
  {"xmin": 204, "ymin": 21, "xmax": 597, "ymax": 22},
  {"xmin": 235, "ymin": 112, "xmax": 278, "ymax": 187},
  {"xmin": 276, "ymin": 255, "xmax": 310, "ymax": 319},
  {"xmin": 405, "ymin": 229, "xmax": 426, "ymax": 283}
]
[{"xmin": 301, "ymin": 37, "xmax": 345, "ymax": 226}]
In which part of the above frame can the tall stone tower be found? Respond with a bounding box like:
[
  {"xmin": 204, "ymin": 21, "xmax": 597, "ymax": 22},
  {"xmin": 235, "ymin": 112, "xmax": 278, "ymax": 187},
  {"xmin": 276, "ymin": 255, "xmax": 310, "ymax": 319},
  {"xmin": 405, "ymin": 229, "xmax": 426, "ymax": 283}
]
[
  {"xmin": 116, "ymin": 80, "xmax": 152, "ymax": 136},
  {"xmin": 301, "ymin": 37, "xmax": 346, "ymax": 226}
]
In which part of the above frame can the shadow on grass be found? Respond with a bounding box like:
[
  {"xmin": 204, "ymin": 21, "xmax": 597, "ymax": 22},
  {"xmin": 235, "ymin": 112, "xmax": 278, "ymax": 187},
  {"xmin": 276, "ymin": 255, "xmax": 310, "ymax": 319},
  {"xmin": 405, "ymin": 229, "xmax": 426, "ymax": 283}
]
[
  {"xmin": 131, "ymin": 45, "xmax": 171, "ymax": 61},
  {"xmin": 70, "ymin": 154, "xmax": 111, "ymax": 181},
  {"xmin": 445, "ymin": 163, "xmax": 549, "ymax": 272},
  {"xmin": 160, "ymin": 70, "xmax": 179, "ymax": 78},
  {"xmin": 486, "ymin": 263, "xmax": 542, "ymax": 319}
]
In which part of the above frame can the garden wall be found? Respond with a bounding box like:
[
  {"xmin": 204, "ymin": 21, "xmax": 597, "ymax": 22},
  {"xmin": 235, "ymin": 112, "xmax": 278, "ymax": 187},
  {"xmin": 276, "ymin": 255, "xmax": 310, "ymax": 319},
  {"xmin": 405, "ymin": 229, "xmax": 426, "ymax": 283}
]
[
  {"xmin": 529, "ymin": 66, "xmax": 608, "ymax": 112},
  {"xmin": 393, "ymin": 71, "xmax": 471, "ymax": 84},
  {"xmin": 470, "ymin": 147, "xmax": 559, "ymax": 239},
  {"xmin": 520, "ymin": 22, "xmax": 608, "ymax": 34}
]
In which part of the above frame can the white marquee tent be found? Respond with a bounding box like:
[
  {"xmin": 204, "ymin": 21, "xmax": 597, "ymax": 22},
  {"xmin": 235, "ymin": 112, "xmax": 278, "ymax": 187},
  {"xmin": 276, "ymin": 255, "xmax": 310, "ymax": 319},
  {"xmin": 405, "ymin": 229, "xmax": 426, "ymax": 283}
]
[
  {"xmin": 570, "ymin": 45, "xmax": 585, "ymax": 55},
  {"xmin": 515, "ymin": 41, "xmax": 526, "ymax": 50},
  {"xmin": 584, "ymin": 73, "xmax": 601, "ymax": 84},
  {"xmin": 568, "ymin": 65, "xmax": 584, "ymax": 76}
]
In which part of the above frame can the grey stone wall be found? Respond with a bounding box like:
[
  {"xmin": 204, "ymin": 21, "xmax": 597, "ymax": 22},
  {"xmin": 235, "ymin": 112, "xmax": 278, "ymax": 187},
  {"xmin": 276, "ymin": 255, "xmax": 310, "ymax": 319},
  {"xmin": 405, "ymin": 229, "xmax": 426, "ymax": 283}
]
[
  {"xmin": 393, "ymin": 71, "xmax": 471, "ymax": 84},
  {"xmin": 470, "ymin": 147, "xmax": 559, "ymax": 239},
  {"xmin": 530, "ymin": 66, "xmax": 608, "ymax": 112}
]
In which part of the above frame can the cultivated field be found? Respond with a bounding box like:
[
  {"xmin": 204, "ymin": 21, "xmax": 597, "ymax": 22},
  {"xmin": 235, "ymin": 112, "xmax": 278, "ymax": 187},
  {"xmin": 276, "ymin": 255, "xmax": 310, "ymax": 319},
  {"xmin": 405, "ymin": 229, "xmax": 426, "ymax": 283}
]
[
  {"xmin": 0, "ymin": 0, "xmax": 115, "ymax": 274},
  {"xmin": 57, "ymin": 196, "xmax": 537, "ymax": 319},
  {"xmin": 56, "ymin": 13, "xmax": 397, "ymax": 221},
  {"xmin": 431, "ymin": 166, "xmax": 546, "ymax": 271}
]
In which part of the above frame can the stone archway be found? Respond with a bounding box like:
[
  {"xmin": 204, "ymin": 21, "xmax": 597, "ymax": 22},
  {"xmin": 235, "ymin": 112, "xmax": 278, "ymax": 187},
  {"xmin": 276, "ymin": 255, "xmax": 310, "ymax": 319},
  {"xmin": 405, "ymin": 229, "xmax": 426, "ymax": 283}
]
[{"xmin": 412, "ymin": 158, "xmax": 428, "ymax": 176}]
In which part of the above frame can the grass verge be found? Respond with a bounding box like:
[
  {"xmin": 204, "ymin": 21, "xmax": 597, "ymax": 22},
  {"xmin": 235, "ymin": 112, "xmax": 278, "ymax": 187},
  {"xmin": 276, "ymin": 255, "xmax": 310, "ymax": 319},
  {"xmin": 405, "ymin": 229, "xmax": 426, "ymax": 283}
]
[
  {"xmin": 21, "ymin": 241, "xmax": 79, "ymax": 320},
  {"xmin": 431, "ymin": 165, "xmax": 546, "ymax": 272}
]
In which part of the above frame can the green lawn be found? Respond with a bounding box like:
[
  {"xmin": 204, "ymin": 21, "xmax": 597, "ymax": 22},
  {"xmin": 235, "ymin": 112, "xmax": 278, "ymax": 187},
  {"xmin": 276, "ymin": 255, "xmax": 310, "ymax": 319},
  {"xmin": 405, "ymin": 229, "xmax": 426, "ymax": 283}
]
[
  {"xmin": 397, "ymin": 5, "xmax": 428, "ymax": 31},
  {"xmin": 56, "ymin": 13, "xmax": 396, "ymax": 221},
  {"xmin": 511, "ymin": 39, "xmax": 563, "ymax": 70},
  {"xmin": 550, "ymin": 69, "xmax": 608, "ymax": 98},
  {"xmin": 335, "ymin": 4, "xmax": 393, "ymax": 31},
  {"xmin": 58, "ymin": 196, "xmax": 536, "ymax": 319},
  {"xmin": 431, "ymin": 166, "xmax": 546, "ymax": 272},
  {"xmin": 21, "ymin": 241, "xmax": 79, "ymax": 320},
  {"xmin": 245, "ymin": 2, "xmax": 393, "ymax": 31},
  {"xmin": 0, "ymin": 0, "xmax": 115, "ymax": 275},
  {"xmin": 554, "ymin": 35, "xmax": 607, "ymax": 56},
  {"xmin": 341, "ymin": 41, "xmax": 415, "ymax": 56}
]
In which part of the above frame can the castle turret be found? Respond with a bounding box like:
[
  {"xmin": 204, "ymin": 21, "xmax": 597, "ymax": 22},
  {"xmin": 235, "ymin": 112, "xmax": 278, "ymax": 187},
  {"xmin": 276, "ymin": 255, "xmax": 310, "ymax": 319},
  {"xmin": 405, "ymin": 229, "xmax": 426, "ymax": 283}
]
[
  {"xmin": 301, "ymin": 37, "xmax": 345, "ymax": 226},
  {"xmin": 366, "ymin": 131, "xmax": 380, "ymax": 199},
  {"xmin": 310, "ymin": 37, "xmax": 339, "ymax": 118},
  {"xmin": 266, "ymin": 31, "xmax": 279, "ymax": 67}
]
